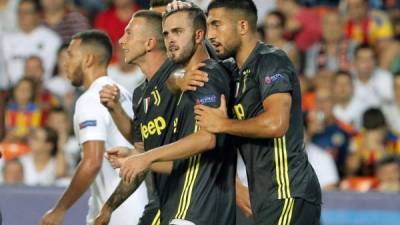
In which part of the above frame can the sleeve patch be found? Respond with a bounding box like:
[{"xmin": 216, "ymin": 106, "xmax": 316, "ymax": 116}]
[
  {"xmin": 265, "ymin": 73, "xmax": 285, "ymax": 85},
  {"xmin": 79, "ymin": 120, "xmax": 97, "ymax": 129},
  {"xmin": 196, "ymin": 95, "xmax": 217, "ymax": 105}
]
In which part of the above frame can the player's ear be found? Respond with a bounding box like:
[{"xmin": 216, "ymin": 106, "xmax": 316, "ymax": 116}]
[
  {"xmin": 237, "ymin": 20, "xmax": 249, "ymax": 35},
  {"xmin": 84, "ymin": 53, "xmax": 95, "ymax": 68},
  {"xmin": 145, "ymin": 37, "xmax": 156, "ymax": 52},
  {"xmin": 194, "ymin": 29, "xmax": 205, "ymax": 45}
]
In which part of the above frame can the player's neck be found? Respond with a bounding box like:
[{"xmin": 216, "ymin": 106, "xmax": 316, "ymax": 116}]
[
  {"xmin": 236, "ymin": 35, "xmax": 258, "ymax": 69},
  {"xmin": 83, "ymin": 66, "xmax": 108, "ymax": 89},
  {"xmin": 140, "ymin": 51, "xmax": 167, "ymax": 81},
  {"xmin": 184, "ymin": 42, "xmax": 209, "ymax": 71}
]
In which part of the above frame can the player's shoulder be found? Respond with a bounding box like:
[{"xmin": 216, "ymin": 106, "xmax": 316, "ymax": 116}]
[
  {"xmin": 202, "ymin": 59, "xmax": 230, "ymax": 78},
  {"xmin": 256, "ymin": 43, "xmax": 290, "ymax": 64}
]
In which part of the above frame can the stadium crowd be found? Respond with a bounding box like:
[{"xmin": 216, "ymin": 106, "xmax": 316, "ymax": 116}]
[{"xmin": 0, "ymin": 0, "xmax": 399, "ymax": 194}]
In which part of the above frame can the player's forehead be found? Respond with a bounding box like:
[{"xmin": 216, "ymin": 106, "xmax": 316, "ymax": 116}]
[
  {"xmin": 164, "ymin": 11, "xmax": 190, "ymax": 29},
  {"xmin": 207, "ymin": 8, "xmax": 232, "ymax": 22}
]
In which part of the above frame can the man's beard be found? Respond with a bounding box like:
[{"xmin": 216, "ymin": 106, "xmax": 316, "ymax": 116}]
[
  {"xmin": 71, "ymin": 65, "xmax": 84, "ymax": 87},
  {"xmin": 172, "ymin": 35, "xmax": 196, "ymax": 65}
]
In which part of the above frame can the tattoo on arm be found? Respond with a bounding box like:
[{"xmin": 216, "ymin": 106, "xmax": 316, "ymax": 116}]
[{"xmin": 105, "ymin": 171, "xmax": 148, "ymax": 211}]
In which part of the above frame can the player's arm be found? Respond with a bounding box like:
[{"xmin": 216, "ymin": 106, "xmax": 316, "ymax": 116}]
[
  {"xmin": 195, "ymin": 53, "xmax": 294, "ymax": 139},
  {"xmin": 108, "ymin": 143, "xmax": 173, "ymax": 174},
  {"xmin": 100, "ymin": 84, "xmax": 135, "ymax": 144},
  {"xmin": 166, "ymin": 63, "xmax": 209, "ymax": 92},
  {"xmin": 40, "ymin": 141, "xmax": 104, "ymax": 225},
  {"xmin": 196, "ymin": 93, "xmax": 291, "ymax": 138},
  {"xmin": 94, "ymin": 170, "xmax": 148, "ymax": 225}
]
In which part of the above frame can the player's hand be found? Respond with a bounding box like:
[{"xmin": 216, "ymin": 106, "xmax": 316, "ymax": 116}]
[
  {"xmin": 119, "ymin": 153, "xmax": 151, "ymax": 184},
  {"xmin": 236, "ymin": 179, "xmax": 253, "ymax": 218},
  {"xmin": 39, "ymin": 208, "xmax": 66, "ymax": 225},
  {"xmin": 194, "ymin": 95, "xmax": 228, "ymax": 133},
  {"xmin": 99, "ymin": 84, "xmax": 121, "ymax": 111},
  {"xmin": 107, "ymin": 147, "xmax": 132, "ymax": 169},
  {"xmin": 176, "ymin": 63, "xmax": 208, "ymax": 91},
  {"xmin": 166, "ymin": 1, "xmax": 192, "ymax": 12},
  {"xmin": 94, "ymin": 206, "xmax": 112, "ymax": 225}
]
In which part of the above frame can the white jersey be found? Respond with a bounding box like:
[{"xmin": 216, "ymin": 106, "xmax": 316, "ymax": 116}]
[
  {"xmin": 73, "ymin": 76, "xmax": 148, "ymax": 225},
  {"xmin": 1, "ymin": 26, "xmax": 61, "ymax": 85}
]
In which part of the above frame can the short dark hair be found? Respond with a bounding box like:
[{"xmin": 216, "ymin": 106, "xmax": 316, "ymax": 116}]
[
  {"xmin": 334, "ymin": 70, "xmax": 353, "ymax": 81},
  {"xmin": 72, "ymin": 30, "xmax": 113, "ymax": 65},
  {"xmin": 163, "ymin": 4, "xmax": 207, "ymax": 33},
  {"xmin": 150, "ymin": 0, "xmax": 174, "ymax": 8},
  {"xmin": 19, "ymin": 0, "xmax": 40, "ymax": 13},
  {"xmin": 354, "ymin": 43, "xmax": 376, "ymax": 59},
  {"xmin": 207, "ymin": 0, "xmax": 258, "ymax": 31},
  {"xmin": 49, "ymin": 106, "xmax": 67, "ymax": 115},
  {"xmin": 267, "ymin": 10, "xmax": 286, "ymax": 27},
  {"xmin": 133, "ymin": 10, "xmax": 165, "ymax": 50},
  {"xmin": 43, "ymin": 127, "xmax": 58, "ymax": 157},
  {"xmin": 377, "ymin": 156, "xmax": 400, "ymax": 169},
  {"xmin": 362, "ymin": 108, "xmax": 386, "ymax": 130}
]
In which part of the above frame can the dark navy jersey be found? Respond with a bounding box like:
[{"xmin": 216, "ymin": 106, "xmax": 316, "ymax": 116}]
[
  {"xmin": 132, "ymin": 59, "xmax": 179, "ymax": 225},
  {"xmin": 231, "ymin": 42, "xmax": 321, "ymax": 222},
  {"xmin": 159, "ymin": 59, "xmax": 236, "ymax": 225}
]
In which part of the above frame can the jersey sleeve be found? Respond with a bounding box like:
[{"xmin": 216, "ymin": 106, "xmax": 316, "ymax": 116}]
[
  {"xmin": 257, "ymin": 52, "xmax": 294, "ymax": 100},
  {"xmin": 179, "ymin": 66, "xmax": 230, "ymax": 136},
  {"xmin": 75, "ymin": 94, "xmax": 110, "ymax": 144}
]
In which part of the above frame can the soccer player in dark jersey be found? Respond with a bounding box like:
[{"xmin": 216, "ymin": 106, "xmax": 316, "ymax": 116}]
[
  {"xmin": 94, "ymin": 6, "xmax": 209, "ymax": 225},
  {"xmin": 94, "ymin": 10, "xmax": 177, "ymax": 225},
  {"xmin": 192, "ymin": 0, "xmax": 322, "ymax": 225},
  {"xmin": 116, "ymin": 5, "xmax": 236, "ymax": 225}
]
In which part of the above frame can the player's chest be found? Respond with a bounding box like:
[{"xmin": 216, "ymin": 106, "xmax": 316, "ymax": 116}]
[{"xmin": 232, "ymin": 68, "xmax": 263, "ymax": 120}]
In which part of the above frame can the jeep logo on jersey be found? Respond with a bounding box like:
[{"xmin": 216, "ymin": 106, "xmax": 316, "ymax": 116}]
[{"xmin": 140, "ymin": 116, "xmax": 166, "ymax": 139}]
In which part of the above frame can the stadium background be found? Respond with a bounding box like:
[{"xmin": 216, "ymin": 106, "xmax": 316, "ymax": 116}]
[{"xmin": 0, "ymin": 0, "xmax": 399, "ymax": 224}]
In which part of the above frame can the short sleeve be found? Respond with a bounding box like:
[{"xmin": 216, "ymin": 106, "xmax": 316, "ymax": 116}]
[
  {"xmin": 257, "ymin": 53, "xmax": 294, "ymax": 100},
  {"xmin": 75, "ymin": 95, "xmax": 109, "ymax": 144},
  {"xmin": 178, "ymin": 66, "xmax": 230, "ymax": 136}
]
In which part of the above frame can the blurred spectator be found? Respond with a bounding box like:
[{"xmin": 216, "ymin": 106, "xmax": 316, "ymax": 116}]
[
  {"xmin": 0, "ymin": 0, "xmax": 19, "ymax": 33},
  {"xmin": 73, "ymin": 0, "xmax": 107, "ymax": 22},
  {"xmin": 344, "ymin": 0, "xmax": 393, "ymax": 45},
  {"xmin": 0, "ymin": 0, "xmax": 61, "ymax": 86},
  {"xmin": 108, "ymin": 46, "xmax": 145, "ymax": 94},
  {"xmin": 24, "ymin": 56, "xmax": 60, "ymax": 123},
  {"xmin": 352, "ymin": 44, "xmax": 394, "ymax": 108},
  {"xmin": 305, "ymin": 122, "xmax": 339, "ymax": 190},
  {"xmin": 263, "ymin": 10, "xmax": 299, "ymax": 69},
  {"xmin": 40, "ymin": 0, "xmax": 90, "ymax": 44},
  {"xmin": 375, "ymin": 156, "xmax": 400, "ymax": 192},
  {"xmin": 95, "ymin": 0, "xmax": 141, "ymax": 60},
  {"xmin": 0, "ymin": 91, "xmax": 6, "ymax": 141},
  {"xmin": 332, "ymin": 71, "xmax": 365, "ymax": 129},
  {"xmin": 254, "ymin": 0, "xmax": 277, "ymax": 25},
  {"xmin": 45, "ymin": 44, "xmax": 75, "ymax": 111},
  {"xmin": 349, "ymin": 108, "xmax": 399, "ymax": 176},
  {"xmin": 5, "ymin": 78, "xmax": 42, "ymax": 141},
  {"xmin": 2, "ymin": 159, "xmax": 24, "ymax": 185},
  {"xmin": 46, "ymin": 107, "xmax": 79, "ymax": 175},
  {"xmin": 305, "ymin": 11, "xmax": 356, "ymax": 78},
  {"xmin": 308, "ymin": 88, "xmax": 351, "ymax": 176},
  {"xmin": 20, "ymin": 127, "xmax": 66, "ymax": 186},
  {"xmin": 383, "ymin": 73, "xmax": 400, "ymax": 134},
  {"xmin": 344, "ymin": 0, "xmax": 397, "ymax": 69},
  {"xmin": 276, "ymin": 0, "xmax": 321, "ymax": 52}
]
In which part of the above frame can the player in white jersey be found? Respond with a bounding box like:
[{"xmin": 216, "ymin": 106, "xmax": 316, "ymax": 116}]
[{"xmin": 40, "ymin": 30, "xmax": 147, "ymax": 225}]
